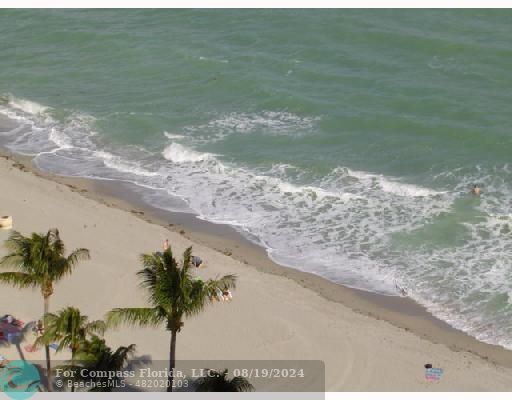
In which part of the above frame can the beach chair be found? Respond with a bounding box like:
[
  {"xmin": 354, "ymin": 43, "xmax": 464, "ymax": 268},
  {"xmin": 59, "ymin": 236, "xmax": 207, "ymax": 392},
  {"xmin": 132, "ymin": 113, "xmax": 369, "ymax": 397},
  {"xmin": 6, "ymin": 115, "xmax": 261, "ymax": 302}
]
[{"xmin": 0, "ymin": 216, "xmax": 12, "ymax": 230}]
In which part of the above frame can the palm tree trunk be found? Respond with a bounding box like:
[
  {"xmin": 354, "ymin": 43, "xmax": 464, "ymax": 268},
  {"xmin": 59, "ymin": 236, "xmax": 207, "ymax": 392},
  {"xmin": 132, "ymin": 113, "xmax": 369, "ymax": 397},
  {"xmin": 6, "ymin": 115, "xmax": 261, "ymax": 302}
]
[
  {"xmin": 70, "ymin": 349, "xmax": 76, "ymax": 393},
  {"xmin": 167, "ymin": 329, "xmax": 177, "ymax": 392},
  {"xmin": 44, "ymin": 296, "xmax": 53, "ymax": 392}
]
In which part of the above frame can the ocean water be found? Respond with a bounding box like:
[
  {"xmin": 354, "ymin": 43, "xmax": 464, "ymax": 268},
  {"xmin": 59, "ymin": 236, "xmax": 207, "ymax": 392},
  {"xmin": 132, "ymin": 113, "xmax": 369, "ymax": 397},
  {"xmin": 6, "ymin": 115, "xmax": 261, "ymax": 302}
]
[{"xmin": 1, "ymin": 9, "xmax": 512, "ymax": 349}]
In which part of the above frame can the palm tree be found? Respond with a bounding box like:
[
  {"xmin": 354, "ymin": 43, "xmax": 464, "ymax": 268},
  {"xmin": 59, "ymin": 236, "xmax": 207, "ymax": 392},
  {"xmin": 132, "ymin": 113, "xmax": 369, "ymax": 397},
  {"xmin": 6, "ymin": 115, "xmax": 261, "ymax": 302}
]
[
  {"xmin": 0, "ymin": 229, "xmax": 90, "ymax": 391},
  {"xmin": 106, "ymin": 246, "xmax": 236, "ymax": 392},
  {"xmin": 195, "ymin": 369, "xmax": 254, "ymax": 392},
  {"xmin": 70, "ymin": 335, "xmax": 136, "ymax": 392},
  {"xmin": 36, "ymin": 307, "xmax": 106, "ymax": 392}
]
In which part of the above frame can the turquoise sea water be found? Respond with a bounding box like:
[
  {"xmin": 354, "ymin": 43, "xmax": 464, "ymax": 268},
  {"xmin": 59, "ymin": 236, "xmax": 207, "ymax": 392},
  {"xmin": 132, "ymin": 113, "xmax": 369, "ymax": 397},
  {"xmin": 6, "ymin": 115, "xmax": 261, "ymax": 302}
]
[{"xmin": 1, "ymin": 9, "xmax": 512, "ymax": 348}]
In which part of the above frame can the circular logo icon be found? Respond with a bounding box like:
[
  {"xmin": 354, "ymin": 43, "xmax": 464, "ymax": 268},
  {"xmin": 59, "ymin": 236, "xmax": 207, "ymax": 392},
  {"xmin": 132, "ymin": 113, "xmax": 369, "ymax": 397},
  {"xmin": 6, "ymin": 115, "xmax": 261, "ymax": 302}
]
[{"xmin": 0, "ymin": 360, "xmax": 40, "ymax": 400}]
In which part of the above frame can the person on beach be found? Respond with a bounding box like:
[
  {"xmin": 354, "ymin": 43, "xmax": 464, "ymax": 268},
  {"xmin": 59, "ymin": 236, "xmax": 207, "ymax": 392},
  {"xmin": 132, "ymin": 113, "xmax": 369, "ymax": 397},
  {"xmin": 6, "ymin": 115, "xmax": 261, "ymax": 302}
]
[
  {"xmin": 32, "ymin": 320, "xmax": 44, "ymax": 336},
  {"xmin": 395, "ymin": 282, "xmax": 408, "ymax": 297},
  {"xmin": 222, "ymin": 290, "xmax": 233, "ymax": 301},
  {"xmin": 191, "ymin": 255, "xmax": 203, "ymax": 268},
  {"xmin": 163, "ymin": 239, "xmax": 169, "ymax": 251},
  {"xmin": 470, "ymin": 184, "xmax": 481, "ymax": 196}
]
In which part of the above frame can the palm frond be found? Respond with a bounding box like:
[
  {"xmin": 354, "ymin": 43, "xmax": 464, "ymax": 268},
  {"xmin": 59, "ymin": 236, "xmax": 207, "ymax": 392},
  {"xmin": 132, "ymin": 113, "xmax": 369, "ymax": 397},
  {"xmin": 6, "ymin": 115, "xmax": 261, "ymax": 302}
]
[
  {"xmin": 183, "ymin": 274, "xmax": 237, "ymax": 317},
  {"xmin": 0, "ymin": 254, "xmax": 24, "ymax": 269},
  {"xmin": 106, "ymin": 308, "xmax": 164, "ymax": 329},
  {"xmin": 0, "ymin": 272, "xmax": 40, "ymax": 288},
  {"xmin": 0, "ymin": 231, "xmax": 33, "ymax": 270},
  {"xmin": 66, "ymin": 248, "xmax": 91, "ymax": 267},
  {"xmin": 110, "ymin": 343, "xmax": 137, "ymax": 369},
  {"xmin": 140, "ymin": 252, "xmax": 164, "ymax": 269},
  {"xmin": 48, "ymin": 228, "xmax": 65, "ymax": 255},
  {"xmin": 230, "ymin": 376, "xmax": 255, "ymax": 392},
  {"xmin": 2, "ymin": 231, "xmax": 29, "ymax": 254},
  {"xmin": 88, "ymin": 319, "xmax": 107, "ymax": 336},
  {"xmin": 137, "ymin": 264, "xmax": 159, "ymax": 293},
  {"xmin": 195, "ymin": 369, "xmax": 254, "ymax": 392},
  {"xmin": 181, "ymin": 246, "xmax": 193, "ymax": 272},
  {"xmin": 212, "ymin": 274, "xmax": 237, "ymax": 291}
]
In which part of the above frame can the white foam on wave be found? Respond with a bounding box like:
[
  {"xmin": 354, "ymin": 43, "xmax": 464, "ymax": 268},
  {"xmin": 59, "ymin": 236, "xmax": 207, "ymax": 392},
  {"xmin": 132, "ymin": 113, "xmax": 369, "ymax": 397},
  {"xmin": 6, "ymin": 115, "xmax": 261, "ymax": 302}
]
[
  {"xmin": 151, "ymin": 142, "xmax": 456, "ymax": 299},
  {"xmin": 3, "ymin": 95, "xmax": 512, "ymax": 350},
  {"xmin": 0, "ymin": 96, "xmax": 59, "ymax": 155},
  {"xmin": 163, "ymin": 131, "xmax": 186, "ymax": 140},
  {"xmin": 207, "ymin": 111, "xmax": 320, "ymax": 135},
  {"xmin": 275, "ymin": 180, "xmax": 360, "ymax": 202},
  {"xmin": 182, "ymin": 111, "xmax": 321, "ymax": 143},
  {"xmin": 162, "ymin": 142, "xmax": 215, "ymax": 163},
  {"xmin": 378, "ymin": 179, "xmax": 440, "ymax": 197},
  {"xmin": 343, "ymin": 167, "xmax": 441, "ymax": 197},
  {"xmin": 93, "ymin": 150, "xmax": 160, "ymax": 178},
  {"xmin": 198, "ymin": 56, "xmax": 229, "ymax": 63},
  {"xmin": 268, "ymin": 163, "xmax": 297, "ymax": 175},
  {"xmin": 48, "ymin": 128, "xmax": 73, "ymax": 150},
  {"xmin": 0, "ymin": 95, "xmax": 100, "ymax": 158},
  {"xmin": 0, "ymin": 96, "xmax": 48, "ymax": 125},
  {"xmin": 8, "ymin": 96, "xmax": 49, "ymax": 115}
]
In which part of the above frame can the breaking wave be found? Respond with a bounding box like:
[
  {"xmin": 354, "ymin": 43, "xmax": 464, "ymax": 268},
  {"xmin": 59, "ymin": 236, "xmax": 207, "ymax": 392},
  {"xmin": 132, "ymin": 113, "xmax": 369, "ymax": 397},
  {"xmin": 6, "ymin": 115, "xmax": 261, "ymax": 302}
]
[{"xmin": 1, "ymin": 95, "xmax": 512, "ymax": 350}]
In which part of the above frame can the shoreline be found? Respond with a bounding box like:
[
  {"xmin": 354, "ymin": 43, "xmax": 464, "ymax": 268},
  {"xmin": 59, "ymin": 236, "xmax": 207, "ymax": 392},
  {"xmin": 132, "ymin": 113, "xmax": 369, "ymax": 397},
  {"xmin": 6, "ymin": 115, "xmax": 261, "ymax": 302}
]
[{"xmin": 1, "ymin": 147, "xmax": 512, "ymax": 369}]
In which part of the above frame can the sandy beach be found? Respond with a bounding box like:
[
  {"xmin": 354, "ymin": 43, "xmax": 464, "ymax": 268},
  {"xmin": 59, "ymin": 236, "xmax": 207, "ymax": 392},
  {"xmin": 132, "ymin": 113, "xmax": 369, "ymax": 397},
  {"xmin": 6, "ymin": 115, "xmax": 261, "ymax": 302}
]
[{"xmin": 1, "ymin": 151, "xmax": 512, "ymax": 391}]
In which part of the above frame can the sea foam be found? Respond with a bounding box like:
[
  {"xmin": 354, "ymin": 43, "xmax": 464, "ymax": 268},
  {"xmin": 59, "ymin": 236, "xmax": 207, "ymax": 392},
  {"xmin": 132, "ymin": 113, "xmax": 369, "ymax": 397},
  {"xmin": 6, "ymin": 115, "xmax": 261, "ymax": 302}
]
[
  {"xmin": 2, "ymin": 95, "xmax": 512, "ymax": 350},
  {"xmin": 162, "ymin": 142, "xmax": 214, "ymax": 163}
]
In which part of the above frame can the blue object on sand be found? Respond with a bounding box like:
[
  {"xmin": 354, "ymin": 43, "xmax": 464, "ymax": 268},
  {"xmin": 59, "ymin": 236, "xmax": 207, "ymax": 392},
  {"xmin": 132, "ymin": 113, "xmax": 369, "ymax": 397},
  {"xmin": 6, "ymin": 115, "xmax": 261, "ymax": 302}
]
[{"xmin": 7, "ymin": 332, "xmax": 21, "ymax": 343}]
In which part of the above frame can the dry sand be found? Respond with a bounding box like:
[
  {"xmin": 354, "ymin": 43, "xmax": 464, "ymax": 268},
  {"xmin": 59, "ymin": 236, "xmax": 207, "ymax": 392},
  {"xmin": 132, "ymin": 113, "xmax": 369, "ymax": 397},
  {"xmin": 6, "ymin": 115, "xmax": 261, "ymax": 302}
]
[{"xmin": 0, "ymin": 153, "xmax": 511, "ymax": 391}]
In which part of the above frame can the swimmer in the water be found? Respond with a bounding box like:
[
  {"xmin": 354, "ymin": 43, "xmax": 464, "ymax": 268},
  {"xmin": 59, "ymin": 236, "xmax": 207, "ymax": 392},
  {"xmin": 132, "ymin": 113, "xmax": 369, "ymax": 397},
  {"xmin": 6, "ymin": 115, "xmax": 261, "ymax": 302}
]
[
  {"xmin": 470, "ymin": 184, "xmax": 481, "ymax": 196},
  {"xmin": 395, "ymin": 282, "xmax": 408, "ymax": 297}
]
